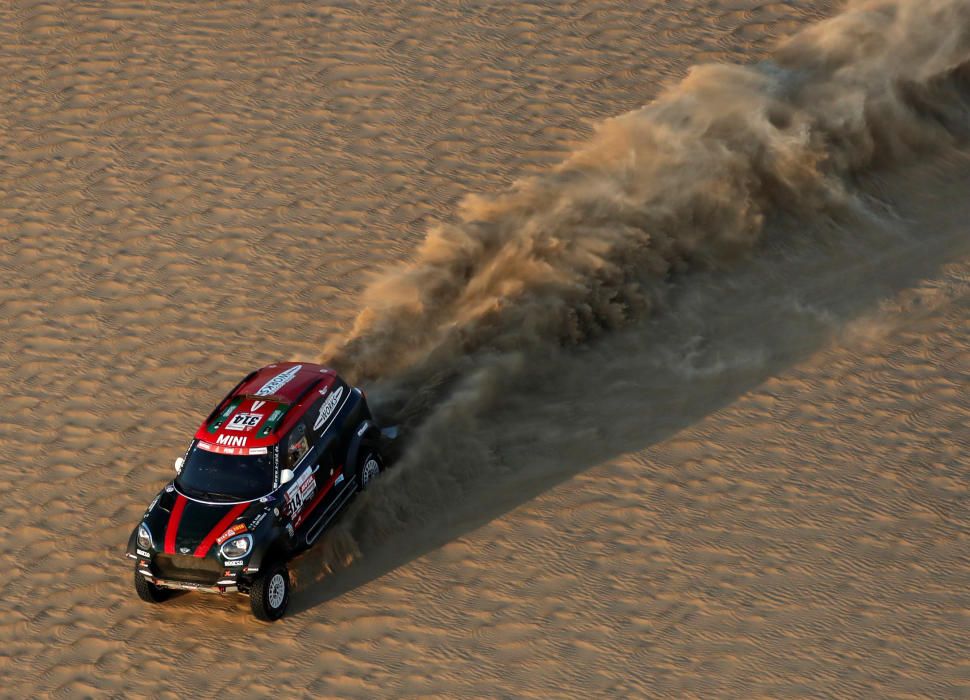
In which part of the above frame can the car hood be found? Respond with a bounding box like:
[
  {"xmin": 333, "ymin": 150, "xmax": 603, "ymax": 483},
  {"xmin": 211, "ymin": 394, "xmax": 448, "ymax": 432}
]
[{"xmin": 146, "ymin": 487, "xmax": 268, "ymax": 558}]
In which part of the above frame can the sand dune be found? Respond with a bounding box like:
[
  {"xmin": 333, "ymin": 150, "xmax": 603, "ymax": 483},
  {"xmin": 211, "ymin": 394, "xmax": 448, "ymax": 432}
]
[{"xmin": 1, "ymin": 0, "xmax": 967, "ymax": 697}]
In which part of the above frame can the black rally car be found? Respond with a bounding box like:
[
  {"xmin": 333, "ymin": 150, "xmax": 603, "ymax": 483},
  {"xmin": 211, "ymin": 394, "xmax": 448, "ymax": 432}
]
[{"xmin": 125, "ymin": 362, "xmax": 393, "ymax": 621}]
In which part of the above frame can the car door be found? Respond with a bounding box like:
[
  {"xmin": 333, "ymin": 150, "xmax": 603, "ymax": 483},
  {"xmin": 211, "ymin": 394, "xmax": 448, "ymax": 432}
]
[
  {"xmin": 301, "ymin": 436, "xmax": 356, "ymax": 546},
  {"xmin": 305, "ymin": 385, "xmax": 352, "ymax": 492},
  {"xmin": 280, "ymin": 422, "xmax": 319, "ymax": 531},
  {"xmin": 307, "ymin": 437, "xmax": 343, "ymax": 518}
]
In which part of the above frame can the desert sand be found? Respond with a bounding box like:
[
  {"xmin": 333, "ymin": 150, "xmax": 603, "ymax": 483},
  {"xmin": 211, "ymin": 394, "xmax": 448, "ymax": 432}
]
[{"xmin": 1, "ymin": 0, "xmax": 968, "ymax": 697}]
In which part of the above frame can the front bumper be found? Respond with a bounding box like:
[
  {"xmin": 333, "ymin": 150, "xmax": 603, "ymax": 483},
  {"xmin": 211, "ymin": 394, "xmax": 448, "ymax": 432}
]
[
  {"xmin": 136, "ymin": 566, "xmax": 241, "ymax": 594},
  {"xmin": 127, "ymin": 551, "xmax": 254, "ymax": 594}
]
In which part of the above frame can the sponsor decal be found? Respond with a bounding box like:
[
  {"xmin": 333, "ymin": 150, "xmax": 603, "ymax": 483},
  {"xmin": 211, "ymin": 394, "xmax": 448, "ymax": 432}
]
[
  {"xmin": 216, "ymin": 434, "xmax": 247, "ymax": 447},
  {"xmin": 199, "ymin": 442, "xmax": 261, "ymax": 456},
  {"xmin": 251, "ymin": 400, "xmax": 266, "ymax": 411},
  {"xmin": 193, "ymin": 503, "xmax": 250, "ymax": 557},
  {"xmin": 284, "ymin": 470, "xmax": 317, "ymax": 517},
  {"xmin": 225, "ymin": 559, "xmax": 245, "ymax": 567},
  {"xmin": 136, "ymin": 549, "xmax": 150, "ymax": 558},
  {"xmin": 208, "ymin": 398, "xmax": 242, "ymax": 433},
  {"xmin": 273, "ymin": 448, "xmax": 279, "ymax": 489},
  {"xmin": 257, "ymin": 408, "xmax": 286, "ymax": 438},
  {"xmin": 313, "ymin": 386, "xmax": 344, "ymax": 431},
  {"xmin": 255, "ymin": 365, "xmax": 302, "ymax": 396},
  {"xmin": 216, "ymin": 523, "xmax": 248, "ymax": 546},
  {"xmin": 225, "ymin": 412, "xmax": 263, "ymax": 431},
  {"xmin": 249, "ymin": 511, "xmax": 268, "ymax": 529}
]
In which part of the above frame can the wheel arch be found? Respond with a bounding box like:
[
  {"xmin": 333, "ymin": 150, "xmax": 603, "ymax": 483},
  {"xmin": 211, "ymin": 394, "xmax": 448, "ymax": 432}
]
[
  {"xmin": 125, "ymin": 525, "xmax": 139, "ymax": 557},
  {"xmin": 246, "ymin": 528, "xmax": 291, "ymax": 574},
  {"xmin": 345, "ymin": 420, "xmax": 381, "ymax": 476}
]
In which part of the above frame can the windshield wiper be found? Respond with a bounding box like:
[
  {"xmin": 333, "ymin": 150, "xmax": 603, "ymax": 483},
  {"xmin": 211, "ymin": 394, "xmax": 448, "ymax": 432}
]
[
  {"xmin": 178, "ymin": 483, "xmax": 239, "ymax": 502},
  {"xmin": 198, "ymin": 490, "xmax": 241, "ymax": 502}
]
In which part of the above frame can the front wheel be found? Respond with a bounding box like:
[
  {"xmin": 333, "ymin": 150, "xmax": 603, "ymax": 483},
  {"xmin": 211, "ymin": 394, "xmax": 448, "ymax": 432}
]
[
  {"xmin": 133, "ymin": 570, "xmax": 171, "ymax": 603},
  {"xmin": 250, "ymin": 563, "xmax": 291, "ymax": 621},
  {"xmin": 357, "ymin": 448, "xmax": 383, "ymax": 491}
]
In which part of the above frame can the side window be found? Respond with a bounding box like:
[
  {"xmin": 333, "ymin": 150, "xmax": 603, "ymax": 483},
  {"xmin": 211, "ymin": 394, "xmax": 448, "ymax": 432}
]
[{"xmin": 286, "ymin": 423, "xmax": 310, "ymax": 470}]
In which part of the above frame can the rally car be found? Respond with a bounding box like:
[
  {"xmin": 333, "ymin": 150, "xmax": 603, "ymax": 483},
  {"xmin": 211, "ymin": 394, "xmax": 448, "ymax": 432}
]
[{"xmin": 125, "ymin": 362, "xmax": 393, "ymax": 621}]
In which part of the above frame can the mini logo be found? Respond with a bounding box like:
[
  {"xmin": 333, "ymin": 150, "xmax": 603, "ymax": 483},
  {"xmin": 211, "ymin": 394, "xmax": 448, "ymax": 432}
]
[
  {"xmin": 216, "ymin": 433, "xmax": 247, "ymax": 447},
  {"xmin": 179, "ymin": 547, "xmax": 190, "ymax": 554}
]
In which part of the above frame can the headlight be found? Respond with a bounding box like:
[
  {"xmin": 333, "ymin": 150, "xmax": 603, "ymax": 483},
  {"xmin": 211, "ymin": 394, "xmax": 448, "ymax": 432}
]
[
  {"xmin": 219, "ymin": 534, "xmax": 253, "ymax": 560},
  {"xmin": 137, "ymin": 523, "xmax": 153, "ymax": 550}
]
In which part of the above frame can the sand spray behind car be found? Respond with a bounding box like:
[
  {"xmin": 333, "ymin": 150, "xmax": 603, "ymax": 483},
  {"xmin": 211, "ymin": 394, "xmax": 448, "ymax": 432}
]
[{"xmin": 314, "ymin": 0, "xmax": 970, "ymax": 566}]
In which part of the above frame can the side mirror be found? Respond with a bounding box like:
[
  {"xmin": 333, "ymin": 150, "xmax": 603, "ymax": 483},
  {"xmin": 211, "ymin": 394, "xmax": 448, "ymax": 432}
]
[
  {"xmin": 174, "ymin": 457, "xmax": 184, "ymax": 474},
  {"xmin": 280, "ymin": 468, "xmax": 295, "ymax": 486}
]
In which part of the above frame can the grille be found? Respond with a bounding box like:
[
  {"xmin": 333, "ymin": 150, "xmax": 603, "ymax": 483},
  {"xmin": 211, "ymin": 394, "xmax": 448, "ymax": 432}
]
[{"xmin": 153, "ymin": 554, "xmax": 223, "ymax": 584}]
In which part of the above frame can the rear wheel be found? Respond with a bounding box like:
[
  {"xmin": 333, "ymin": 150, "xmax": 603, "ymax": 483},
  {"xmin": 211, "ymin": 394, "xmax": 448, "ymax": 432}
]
[
  {"xmin": 133, "ymin": 570, "xmax": 171, "ymax": 603},
  {"xmin": 250, "ymin": 562, "xmax": 290, "ymax": 622},
  {"xmin": 357, "ymin": 448, "xmax": 383, "ymax": 491}
]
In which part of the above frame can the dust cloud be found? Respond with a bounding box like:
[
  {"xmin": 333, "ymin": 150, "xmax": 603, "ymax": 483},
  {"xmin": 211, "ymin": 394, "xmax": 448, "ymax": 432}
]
[{"xmin": 316, "ymin": 0, "xmax": 970, "ymax": 560}]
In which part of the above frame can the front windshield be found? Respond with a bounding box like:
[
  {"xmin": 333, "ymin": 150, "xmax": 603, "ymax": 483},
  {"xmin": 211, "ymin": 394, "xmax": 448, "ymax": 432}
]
[{"xmin": 176, "ymin": 445, "xmax": 275, "ymax": 501}]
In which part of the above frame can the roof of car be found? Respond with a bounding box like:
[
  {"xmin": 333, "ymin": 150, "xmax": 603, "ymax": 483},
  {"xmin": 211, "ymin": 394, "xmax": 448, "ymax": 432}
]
[{"xmin": 192, "ymin": 362, "xmax": 340, "ymax": 455}]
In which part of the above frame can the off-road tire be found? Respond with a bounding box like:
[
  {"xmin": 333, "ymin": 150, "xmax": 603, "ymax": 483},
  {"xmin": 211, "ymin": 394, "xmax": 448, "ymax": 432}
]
[
  {"xmin": 357, "ymin": 447, "xmax": 383, "ymax": 491},
  {"xmin": 250, "ymin": 562, "xmax": 290, "ymax": 622},
  {"xmin": 134, "ymin": 570, "xmax": 171, "ymax": 603}
]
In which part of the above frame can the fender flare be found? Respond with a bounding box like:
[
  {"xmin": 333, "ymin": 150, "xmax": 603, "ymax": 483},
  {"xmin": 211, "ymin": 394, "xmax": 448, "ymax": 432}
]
[
  {"xmin": 125, "ymin": 526, "xmax": 139, "ymax": 558},
  {"xmin": 245, "ymin": 524, "xmax": 291, "ymax": 574},
  {"xmin": 346, "ymin": 420, "xmax": 381, "ymax": 479}
]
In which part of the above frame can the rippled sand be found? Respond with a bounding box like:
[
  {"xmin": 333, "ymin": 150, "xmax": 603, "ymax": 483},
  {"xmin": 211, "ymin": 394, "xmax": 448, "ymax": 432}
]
[{"xmin": 2, "ymin": 1, "xmax": 967, "ymax": 697}]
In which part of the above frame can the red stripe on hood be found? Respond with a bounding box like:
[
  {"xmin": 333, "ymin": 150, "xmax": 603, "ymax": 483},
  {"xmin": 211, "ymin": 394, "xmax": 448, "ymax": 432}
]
[
  {"xmin": 164, "ymin": 494, "xmax": 187, "ymax": 554},
  {"xmin": 194, "ymin": 502, "xmax": 250, "ymax": 558}
]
